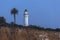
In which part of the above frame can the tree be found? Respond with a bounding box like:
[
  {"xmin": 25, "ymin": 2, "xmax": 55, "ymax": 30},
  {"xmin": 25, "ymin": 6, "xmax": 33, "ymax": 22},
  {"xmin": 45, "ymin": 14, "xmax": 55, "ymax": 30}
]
[
  {"xmin": 0, "ymin": 17, "xmax": 6, "ymax": 23},
  {"xmin": 11, "ymin": 8, "xmax": 18, "ymax": 24},
  {"xmin": 0, "ymin": 17, "xmax": 6, "ymax": 26}
]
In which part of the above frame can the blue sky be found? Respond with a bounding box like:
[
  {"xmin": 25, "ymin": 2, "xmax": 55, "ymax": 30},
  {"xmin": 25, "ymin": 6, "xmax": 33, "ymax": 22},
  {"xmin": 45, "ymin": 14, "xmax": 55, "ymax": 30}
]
[{"xmin": 0, "ymin": 0, "xmax": 60, "ymax": 28}]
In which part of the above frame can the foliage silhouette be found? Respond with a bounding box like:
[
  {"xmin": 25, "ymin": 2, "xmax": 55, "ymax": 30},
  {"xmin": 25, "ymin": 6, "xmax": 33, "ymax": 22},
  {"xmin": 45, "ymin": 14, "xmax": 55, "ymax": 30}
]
[
  {"xmin": 0, "ymin": 17, "xmax": 6, "ymax": 26},
  {"xmin": 11, "ymin": 8, "xmax": 18, "ymax": 24}
]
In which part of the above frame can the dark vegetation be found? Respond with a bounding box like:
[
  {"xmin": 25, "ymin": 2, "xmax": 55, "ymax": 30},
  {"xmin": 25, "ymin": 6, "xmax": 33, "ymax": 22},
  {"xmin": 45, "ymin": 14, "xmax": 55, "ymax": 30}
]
[{"xmin": 0, "ymin": 17, "xmax": 60, "ymax": 32}]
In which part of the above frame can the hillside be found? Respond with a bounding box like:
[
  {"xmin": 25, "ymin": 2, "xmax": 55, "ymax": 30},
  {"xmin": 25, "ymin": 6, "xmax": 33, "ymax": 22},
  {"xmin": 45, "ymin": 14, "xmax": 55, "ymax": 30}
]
[{"xmin": 0, "ymin": 26, "xmax": 60, "ymax": 40}]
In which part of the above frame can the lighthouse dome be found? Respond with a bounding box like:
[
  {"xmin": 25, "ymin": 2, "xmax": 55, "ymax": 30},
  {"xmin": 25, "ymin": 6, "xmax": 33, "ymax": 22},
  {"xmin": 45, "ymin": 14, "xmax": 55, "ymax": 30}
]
[
  {"xmin": 25, "ymin": 9, "xmax": 28, "ymax": 12},
  {"xmin": 24, "ymin": 9, "xmax": 28, "ymax": 15}
]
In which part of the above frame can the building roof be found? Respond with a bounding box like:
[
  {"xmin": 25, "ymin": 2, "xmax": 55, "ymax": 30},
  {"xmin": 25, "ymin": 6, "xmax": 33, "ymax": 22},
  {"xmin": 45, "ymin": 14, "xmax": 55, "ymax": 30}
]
[{"xmin": 24, "ymin": 9, "xmax": 28, "ymax": 12}]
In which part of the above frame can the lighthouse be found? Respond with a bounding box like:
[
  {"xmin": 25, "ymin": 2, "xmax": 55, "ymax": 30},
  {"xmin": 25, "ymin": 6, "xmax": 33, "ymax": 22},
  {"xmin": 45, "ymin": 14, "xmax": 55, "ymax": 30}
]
[{"xmin": 24, "ymin": 9, "xmax": 29, "ymax": 26}]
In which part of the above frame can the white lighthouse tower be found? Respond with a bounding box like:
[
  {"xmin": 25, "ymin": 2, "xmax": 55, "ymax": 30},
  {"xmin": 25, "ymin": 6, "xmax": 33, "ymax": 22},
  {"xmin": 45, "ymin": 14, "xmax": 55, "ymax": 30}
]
[{"xmin": 24, "ymin": 9, "xmax": 29, "ymax": 26}]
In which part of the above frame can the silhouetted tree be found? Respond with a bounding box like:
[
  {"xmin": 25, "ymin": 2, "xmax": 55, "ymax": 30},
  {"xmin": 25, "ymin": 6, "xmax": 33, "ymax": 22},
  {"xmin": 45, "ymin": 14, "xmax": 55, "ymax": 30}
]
[
  {"xmin": 11, "ymin": 8, "xmax": 18, "ymax": 24},
  {"xmin": 0, "ymin": 17, "xmax": 6, "ymax": 26},
  {"xmin": 56, "ymin": 28, "xmax": 60, "ymax": 31}
]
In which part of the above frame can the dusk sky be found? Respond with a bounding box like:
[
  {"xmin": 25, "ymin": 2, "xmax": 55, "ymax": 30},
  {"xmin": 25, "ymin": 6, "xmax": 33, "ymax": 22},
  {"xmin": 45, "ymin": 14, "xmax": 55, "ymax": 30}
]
[{"xmin": 0, "ymin": 0, "xmax": 60, "ymax": 28}]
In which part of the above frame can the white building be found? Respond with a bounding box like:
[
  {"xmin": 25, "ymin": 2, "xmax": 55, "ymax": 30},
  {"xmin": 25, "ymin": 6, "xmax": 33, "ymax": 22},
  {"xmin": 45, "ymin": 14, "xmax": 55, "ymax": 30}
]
[{"xmin": 24, "ymin": 9, "xmax": 29, "ymax": 26}]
